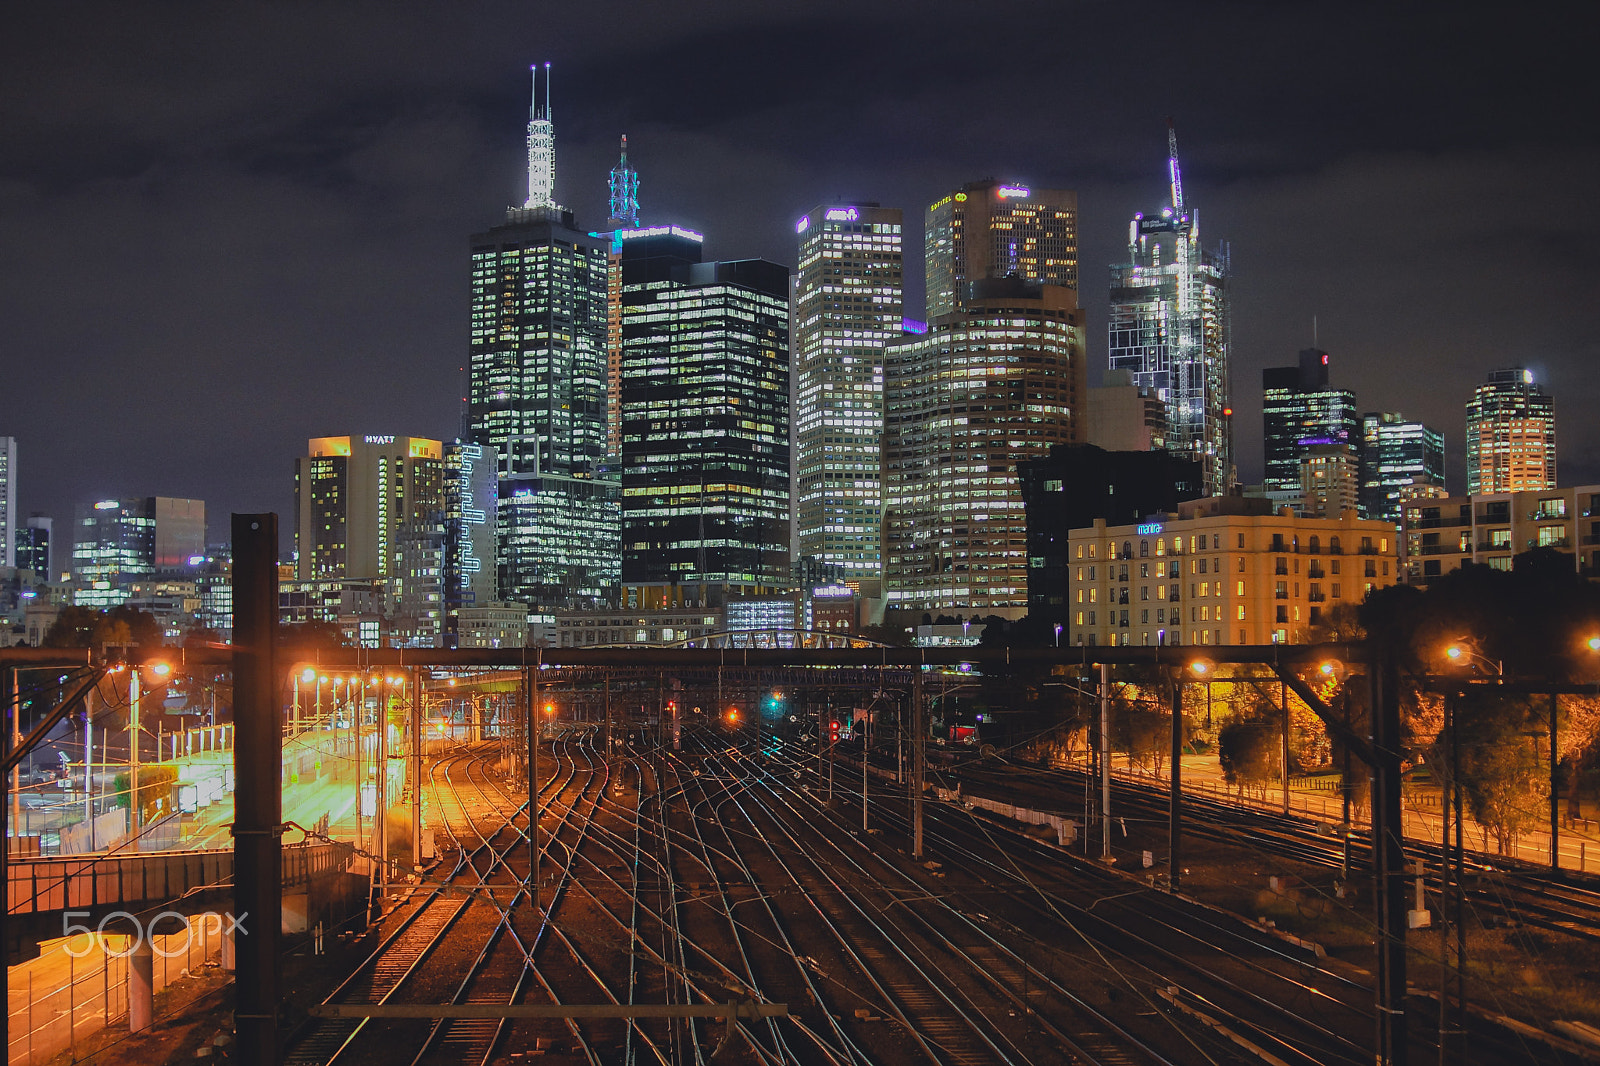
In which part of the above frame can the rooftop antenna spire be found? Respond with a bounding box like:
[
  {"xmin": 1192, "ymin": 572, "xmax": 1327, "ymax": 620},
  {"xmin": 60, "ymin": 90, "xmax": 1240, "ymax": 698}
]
[
  {"xmin": 1166, "ymin": 116, "xmax": 1184, "ymax": 214},
  {"xmin": 524, "ymin": 61, "xmax": 556, "ymax": 208},
  {"xmin": 608, "ymin": 133, "xmax": 641, "ymax": 228}
]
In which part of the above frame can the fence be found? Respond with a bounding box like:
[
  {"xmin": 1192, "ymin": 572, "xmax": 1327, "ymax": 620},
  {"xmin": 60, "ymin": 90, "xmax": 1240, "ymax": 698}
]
[{"xmin": 6, "ymin": 915, "xmax": 227, "ymax": 1065}]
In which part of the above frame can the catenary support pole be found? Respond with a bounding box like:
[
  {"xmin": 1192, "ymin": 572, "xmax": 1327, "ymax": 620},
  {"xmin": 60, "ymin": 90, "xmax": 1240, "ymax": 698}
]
[
  {"xmin": 232, "ymin": 513, "xmax": 282, "ymax": 1066},
  {"xmin": 1100, "ymin": 661, "xmax": 1112, "ymax": 862},
  {"xmin": 1280, "ymin": 678, "xmax": 1291, "ymax": 815},
  {"xmin": 1370, "ymin": 643, "xmax": 1408, "ymax": 1066},
  {"xmin": 1169, "ymin": 673, "xmax": 1182, "ymax": 891},
  {"xmin": 912, "ymin": 668, "xmax": 925, "ymax": 860},
  {"xmin": 412, "ymin": 667, "xmax": 423, "ymax": 873},
  {"xmin": 1551, "ymin": 692, "xmax": 1560, "ymax": 872}
]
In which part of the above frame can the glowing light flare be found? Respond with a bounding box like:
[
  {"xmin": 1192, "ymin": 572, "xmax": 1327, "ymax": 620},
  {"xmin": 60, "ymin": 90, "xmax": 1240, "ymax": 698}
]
[
  {"xmin": 300, "ymin": 668, "xmax": 316, "ymax": 684},
  {"xmin": 1587, "ymin": 636, "xmax": 1600, "ymax": 652}
]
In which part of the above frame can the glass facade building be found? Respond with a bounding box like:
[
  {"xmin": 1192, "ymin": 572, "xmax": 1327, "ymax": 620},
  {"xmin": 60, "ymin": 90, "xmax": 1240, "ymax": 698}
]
[
  {"xmin": 925, "ymin": 180, "xmax": 1077, "ymax": 319},
  {"xmin": 0, "ymin": 436, "xmax": 14, "ymax": 569},
  {"xmin": 1360, "ymin": 412, "xmax": 1445, "ymax": 524},
  {"xmin": 793, "ymin": 204, "xmax": 904, "ymax": 580},
  {"xmin": 443, "ymin": 440, "xmax": 499, "ymax": 647},
  {"xmin": 1465, "ymin": 367, "xmax": 1556, "ymax": 494},
  {"xmin": 619, "ymin": 231, "xmax": 791, "ymax": 589},
  {"xmin": 1107, "ymin": 137, "xmax": 1230, "ymax": 495},
  {"xmin": 294, "ymin": 435, "xmax": 444, "ymax": 646},
  {"xmin": 1261, "ymin": 349, "xmax": 1358, "ymax": 510},
  {"xmin": 882, "ymin": 282, "xmax": 1086, "ymax": 619},
  {"xmin": 72, "ymin": 496, "xmax": 205, "ymax": 607},
  {"xmin": 469, "ymin": 206, "xmax": 618, "ymax": 608}
]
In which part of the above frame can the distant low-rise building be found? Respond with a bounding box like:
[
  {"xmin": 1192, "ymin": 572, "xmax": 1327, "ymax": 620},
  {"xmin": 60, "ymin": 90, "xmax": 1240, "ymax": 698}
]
[
  {"xmin": 1401, "ymin": 486, "xmax": 1600, "ymax": 586},
  {"xmin": 457, "ymin": 604, "xmax": 529, "ymax": 649},
  {"xmin": 1067, "ymin": 498, "xmax": 1398, "ymax": 647}
]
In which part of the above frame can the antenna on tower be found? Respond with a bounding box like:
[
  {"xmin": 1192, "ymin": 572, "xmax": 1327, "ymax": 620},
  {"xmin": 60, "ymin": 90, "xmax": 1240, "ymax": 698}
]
[
  {"xmin": 1166, "ymin": 116, "xmax": 1184, "ymax": 214},
  {"xmin": 524, "ymin": 61, "xmax": 556, "ymax": 208},
  {"xmin": 609, "ymin": 134, "xmax": 640, "ymax": 228}
]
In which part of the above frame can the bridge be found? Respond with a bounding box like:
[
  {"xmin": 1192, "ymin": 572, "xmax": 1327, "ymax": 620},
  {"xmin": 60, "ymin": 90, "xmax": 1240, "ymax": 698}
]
[{"xmin": 5, "ymin": 840, "xmax": 354, "ymax": 963}]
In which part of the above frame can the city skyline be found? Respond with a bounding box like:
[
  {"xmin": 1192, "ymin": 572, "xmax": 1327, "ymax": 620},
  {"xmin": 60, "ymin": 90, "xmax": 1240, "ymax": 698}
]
[{"xmin": 3, "ymin": 4, "xmax": 1594, "ymax": 542}]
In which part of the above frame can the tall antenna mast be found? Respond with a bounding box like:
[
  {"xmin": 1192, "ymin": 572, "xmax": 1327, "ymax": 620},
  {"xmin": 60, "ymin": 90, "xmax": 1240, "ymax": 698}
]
[
  {"xmin": 524, "ymin": 62, "xmax": 556, "ymax": 208},
  {"xmin": 608, "ymin": 134, "xmax": 641, "ymax": 228},
  {"xmin": 1166, "ymin": 116, "xmax": 1184, "ymax": 214}
]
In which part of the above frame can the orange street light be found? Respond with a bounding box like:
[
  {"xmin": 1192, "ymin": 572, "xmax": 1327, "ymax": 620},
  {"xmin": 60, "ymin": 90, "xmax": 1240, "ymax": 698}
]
[
  {"xmin": 1188, "ymin": 659, "xmax": 1212, "ymax": 676},
  {"xmin": 726, "ymin": 708, "xmax": 740, "ymax": 723},
  {"xmin": 1319, "ymin": 661, "xmax": 1338, "ymax": 676},
  {"xmin": 1588, "ymin": 636, "xmax": 1600, "ymax": 653},
  {"xmin": 300, "ymin": 667, "xmax": 316, "ymax": 684}
]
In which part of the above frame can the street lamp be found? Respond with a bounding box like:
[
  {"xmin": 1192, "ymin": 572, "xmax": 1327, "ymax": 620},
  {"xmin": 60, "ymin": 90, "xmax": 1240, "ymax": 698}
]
[
  {"xmin": 1054, "ymin": 623, "xmax": 1063, "ymax": 647},
  {"xmin": 1444, "ymin": 640, "xmax": 1502, "ymax": 678}
]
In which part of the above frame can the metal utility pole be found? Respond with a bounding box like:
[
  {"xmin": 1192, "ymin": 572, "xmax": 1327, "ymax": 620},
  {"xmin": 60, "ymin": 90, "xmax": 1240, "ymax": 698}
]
[
  {"xmin": 232, "ymin": 513, "xmax": 282, "ymax": 1066},
  {"xmin": 1550, "ymin": 693, "xmax": 1560, "ymax": 871},
  {"xmin": 1100, "ymin": 661, "xmax": 1112, "ymax": 862},
  {"xmin": 1169, "ymin": 673, "xmax": 1182, "ymax": 891},
  {"xmin": 376, "ymin": 675, "xmax": 388, "ymax": 904},
  {"xmin": 1370, "ymin": 645, "xmax": 1408, "ymax": 1066},
  {"xmin": 412, "ymin": 668, "xmax": 422, "ymax": 873},
  {"xmin": 1280, "ymin": 678, "xmax": 1291, "ymax": 815},
  {"xmin": 911, "ymin": 669, "xmax": 925, "ymax": 859},
  {"xmin": 862, "ymin": 703, "xmax": 870, "ymax": 834},
  {"xmin": 525, "ymin": 663, "xmax": 541, "ymax": 912},
  {"xmin": 11, "ymin": 669, "xmax": 20, "ymax": 843},
  {"xmin": 129, "ymin": 668, "xmax": 141, "ymax": 832}
]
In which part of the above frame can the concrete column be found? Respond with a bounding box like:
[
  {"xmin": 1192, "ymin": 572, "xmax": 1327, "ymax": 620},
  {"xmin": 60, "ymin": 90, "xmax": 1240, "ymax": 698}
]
[{"xmin": 129, "ymin": 937, "xmax": 154, "ymax": 1032}]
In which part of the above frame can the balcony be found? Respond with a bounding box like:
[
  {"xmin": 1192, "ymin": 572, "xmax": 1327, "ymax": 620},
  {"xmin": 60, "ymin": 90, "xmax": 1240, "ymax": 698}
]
[
  {"xmin": 1308, "ymin": 565, "xmax": 1326, "ymax": 578},
  {"xmin": 1308, "ymin": 592, "xmax": 1327, "ymax": 603}
]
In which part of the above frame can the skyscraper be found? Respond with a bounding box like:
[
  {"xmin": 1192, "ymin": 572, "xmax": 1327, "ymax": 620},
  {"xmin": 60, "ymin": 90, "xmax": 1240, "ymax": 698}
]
[
  {"xmin": 1299, "ymin": 443, "xmax": 1360, "ymax": 519},
  {"xmin": 72, "ymin": 497, "xmax": 205, "ymax": 606},
  {"xmin": 1107, "ymin": 126, "xmax": 1231, "ymax": 495},
  {"xmin": 604, "ymin": 135, "xmax": 643, "ymax": 458},
  {"xmin": 0, "ymin": 436, "xmax": 14, "ymax": 568},
  {"xmin": 468, "ymin": 66, "xmax": 618, "ymax": 608},
  {"xmin": 793, "ymin": 204, "xmax": 904, "ymax": 581},
  {"xmin": 1261, "ymin": 349, "xmax": 1358, "ymax": 510},
  {"xmin": 17, "ymin": 514, "xmax": 51, "ymax": 578},
  {"xmin": 1360, "ymin": 412, "xmax": 1445, "ymax": 523},
  {"xmin": 1465, "ymin": 367, "xmax": 1556, "ymax": 494},
  {"xmin": 443, "ymin": 440, "xmax": 498, "ymax": 647},
  {"xmin": 883, "ymin": 279, "xmax": 1086, "ymax": 619},
  {"xmin": 294, "ymin": 435, "xmax": 445, "ymax": 646},
  {"xmin": 618, "ymin": 230, "xmax": 791, "ymax": 590},
  {"xmin": 925, "ymin": 180, "xmax": 1078, "ymax": 318}
]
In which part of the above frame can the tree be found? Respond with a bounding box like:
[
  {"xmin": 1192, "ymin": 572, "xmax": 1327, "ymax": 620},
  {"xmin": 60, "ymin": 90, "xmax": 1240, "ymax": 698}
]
[
  {"xmin": 42, "ymin": 606, "xmax": 103, "ymax": 647},
  {"xmin": 279, "ymin": 620, "xmax": 348, "ymax": 649},
  {"xmin": 1434, "ymin": 690, "xmax": 1551, "ymax": 853}
]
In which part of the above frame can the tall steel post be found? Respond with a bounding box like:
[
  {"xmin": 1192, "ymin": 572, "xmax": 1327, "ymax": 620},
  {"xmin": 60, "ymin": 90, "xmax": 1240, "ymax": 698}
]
[
  {"xmin": 1169, "ymin": 673, "xmax": 1182, "ymax": 891},
  {"xmin": 232, "ymin": 513, "xmax": 282, "ymax": 1065},
  {"xmin": 525, "ymin": 664, "xmax": 541, "ymax": 912},
  {"xmin": 911, "ymin": 668, "xmax": 925, "ymax": 859},
  {"xmin": 1370, "ymin": 644, "xmax": 1408, "ymax": 1066},
  {"xmin": 1551, "ymin": 693, "xmax": 1560, "ymax": 871},
  {"xmin": 1280, "ymin": 678, "xmax": 1291, "ymax": 815},
  {"xmin": 412, "ymin": 668, "xmax": 422, "ymax": 872},
  {"xmin": 1100, "ymin": 661, "xmax": 1112, "ymax": 862},
  {"xmin": 376, "ymin": 675, "xmax": 388, "ymax": 904},
  {"xmin": 11, "ymin": 668, "xmax": 21, "ymax": 846},
  {"xmin": 129, "ymin": 670, "xmax": 141, "ymax": 831}
]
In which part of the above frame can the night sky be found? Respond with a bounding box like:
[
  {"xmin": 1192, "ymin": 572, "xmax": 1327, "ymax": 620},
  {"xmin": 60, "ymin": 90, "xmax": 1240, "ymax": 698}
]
[{"xmin": 4, "ymin": 2, "xmax": 1595, "ymax": 553}]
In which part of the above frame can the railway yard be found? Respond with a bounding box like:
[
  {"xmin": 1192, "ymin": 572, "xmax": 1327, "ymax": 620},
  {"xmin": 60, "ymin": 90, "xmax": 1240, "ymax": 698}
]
[{"xmin": 269, "ymin": 720, "xmax": 1600, "ymax": 1066}]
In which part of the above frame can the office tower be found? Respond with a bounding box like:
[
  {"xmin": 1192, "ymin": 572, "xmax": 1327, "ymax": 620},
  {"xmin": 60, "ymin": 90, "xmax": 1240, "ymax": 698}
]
[
  {"xmin": 1107, "ymin": 126, "xmax": 1231, "ymax": 495},
  {"xmin": 793, "ymin": 204, "xmax": 904, "ymax": 581},
  {"xmin": 17, "ymin": 514, "xmax": 51, "ymax": 577},
  {"xmin": 1360, "ymin": 412, "xmax": 1446, "ymax": 524},
  {"xmin": 1086, "ymin": 369, "xmax": 1167, "ymax": 452},
  {"xmin": 443, "ymin": 440, "xmax": 499, "ymax": 647},
  {"xmin": 0, "ymin": 437, "xmax": 13, "ymax": 571},
  {"xmin": 883, "ymin": 279, "xmax": 1086, "ymax": 619},
  {"xmin": 72, "ymin": 496, "xmax": 206, "ymax": 606},
  {"xmin": 468, "ymin": 66, "xmax": 618, "ymax": 608},
  {"xmin": 924, "ymin": 180, "xmax": 1078, "ymax": 318},
  {"xmin": 1300, "ymin": 442, "xmax": 1360, "ymax": 519},
  {"xmin": 1261, "ymin": 348, "xmax": 1359, "ymax": 510},
  {"xmin": 1019, "ymin": 444, "xmax": 1203, "ymax": 627},
  {"xmin": 604, "ymin": 135, "xmax": 644, "ymax": 458},
  {"xmin": 1465, "ymin": 367, "xmax": 1556, "ymax": 494},
  {"xmin": 294, "ymin": 435, "xmax": 445, "ymax": 646},
  {"xmin": 0, "ymin": 436, "xmax": 14, "ymax": 567},
  {"xmin": 618, "ymin": 229, "xmax": 791, "ymax": 590}
]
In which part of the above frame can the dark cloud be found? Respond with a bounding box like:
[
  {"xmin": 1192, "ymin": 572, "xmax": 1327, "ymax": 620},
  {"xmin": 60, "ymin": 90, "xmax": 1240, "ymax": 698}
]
[{"xmin": 1, "ymin": 0, "xmax": 1595, "ymax": 549}]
